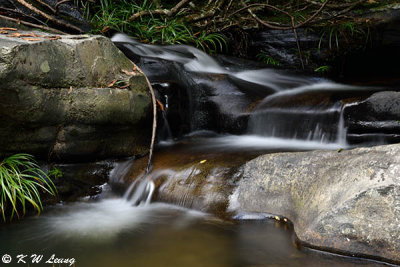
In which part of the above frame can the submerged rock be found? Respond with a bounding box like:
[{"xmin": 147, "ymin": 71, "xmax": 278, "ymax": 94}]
[
  {"xmin": 120, "ymin": 141, "xmax": 260, "ymax": 218},
  {"xmin": 0, "ymin": 31, "xmax": 151, "ymax": 161},
  {"xmin": 231, "ymin": 144, "xmax": 400, "ymax": 264}
]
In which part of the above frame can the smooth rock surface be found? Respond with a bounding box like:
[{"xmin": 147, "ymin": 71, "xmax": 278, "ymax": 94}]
[
  {"xmin": 344, "ymin": 91, "xmax": 400, "ymax": 144},
  {"xmin": 0, "ymin": 31, "xmax": 151, "ymax": 160},
  {"xmin": 230, "ymin": 144, "xmax": 400, "ymax": 264}
]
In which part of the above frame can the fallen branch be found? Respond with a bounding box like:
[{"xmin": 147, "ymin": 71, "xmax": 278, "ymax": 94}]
[
  {"xmin": 168, "ymin": 0, "xmax": 191, "ymax": 17},
  {"xmin": 136, "ymin": 66, "xmax": 157, "ymax": 174},
  {"xmin": 35, "ymin": 0, "xmax": 57, "ymax": 13},
  {"xmin": 304, "ymin": 0, "xmax": 365, "ymax": 9},
  {"xmin": 15, "ymin": 0, "xmax": 83, "ymax": 32},
  {"xmin": 128, "ymin": 0, "xmax": 191, "ymax": 22},
  {"xmin": 0, "ymin": 14, "xmax": 67, "ymax": 34},
  {"xmin": 55, "ymin": 0, "xmax": 72, "ymax": 10},
  {"xmin": 236, "ymin": 0, "xmax": 329, "ymax": 30},
  {"xmin": 127, "ymin": 9, "xmax": 167, "ymax": 22},
  {"xmin": 0, "ymin": 6, "xmax": 47, "ymax": 25}
]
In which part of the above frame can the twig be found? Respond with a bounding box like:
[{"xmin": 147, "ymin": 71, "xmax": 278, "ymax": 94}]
[
  {"xmin": 304, "ymin": 0, "xmax": 365, "ymax": 9},
  {"xmin": 0, "ymin": 7, "xmax": 47, "ymax": 25},
  {"xmin": 128, "ymin": 9, "xmax": 167, "ymax": 22},
  {"xmin": 311, "ymin": 1, "xmax": 362, "ymax": 25},
  {"xmin": 168, "ymin": 0, "xmax": 191, "ymax": 17},
  {"xmin": 136, "ymin": 66, "xmax": 157, "ymax": 174},
  {"xmin": 236, "ymin": 0, "xmax": 329, "ymax": 30},
  {"xmin": 292, "ymin": 17, "xmax": 304, "ymax": 70},
  {"xmin": 0, "ymin": 14, "xmax": 67, "ymax": 34},
  {"xmin": 223, "ymin": 0, "xmax": 234, "ymax": 17},
  {"xmin": 231, "ymin": 3, "xmax": 291, "ymax": 18},
  {"xmin": 128, "ymin": 0, "xmax": 191, "ymax": 22},
  {"xmin": 15, "ymin": 0, "xmax": 83, "ymax": 32},
  {"xmin": 35, "ymin": 0, "xmax": 57, "ymax": 13},
  {"xmin": 55, "ymin": 0, "xmax": 71, "ymax": 10}
]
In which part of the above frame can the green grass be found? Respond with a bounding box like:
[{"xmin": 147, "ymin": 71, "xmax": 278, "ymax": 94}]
[
  {"xmin": 314, "ymin": 65, "xmax": 331, "ymax": 73},
  {"xmin": 0, "ymin": 154, "xmax": 57, "ymax": 221},
  {"xmin": 318, "ymin": 21, "xmax": 367, "ymax": 51},
  {"xmin": 84, "ymin": 0, "xmax": 226, "ymax": 53},
  {"xmin": 47, "ymin": 167, "xmax": 63, "ymax": 180},
  {"xmin": 256, "ymin": 53, "xmax": 281, "ymax": 66}
]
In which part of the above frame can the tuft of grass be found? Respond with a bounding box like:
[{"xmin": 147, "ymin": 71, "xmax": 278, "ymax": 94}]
[
  {"xmin": 318, "ymin": 21, "xmax": 367, "ymax": 51},
  {"xmin": 256, "ymin": 53, "xmax": 281, "ymax": 66},
  {"xmin": 85, "ymin": 0, "xmax": 226, "ymax": 53},
  {"xmin": 0, "ymin": 154, "xmax": 57, "ymax": 221},
  {"xmin": 47, "ymin": 167, "xmax": 63, "ymax": 180},
  {"xmin": 314, "ymin": 65, "xmax": 331, "ymax": 73}
]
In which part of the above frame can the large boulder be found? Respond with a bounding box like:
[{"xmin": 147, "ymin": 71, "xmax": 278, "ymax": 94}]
[
  {"xmin": 230, "ymin": 144, "xmax": 400, "ymax": 264},
  {"xmin": 0, "ymin": 30, "xmax": 151, "ymax": 161}
]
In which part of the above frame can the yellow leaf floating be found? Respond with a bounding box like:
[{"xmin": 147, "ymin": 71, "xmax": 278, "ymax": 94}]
[{"xmin": 199, "ymin": 160, "xmax": 207, "ymax": 164}]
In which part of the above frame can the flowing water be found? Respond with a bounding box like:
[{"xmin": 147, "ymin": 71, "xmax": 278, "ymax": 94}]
[
  {"xmin": 0, "ymin": 35, "xmax": 396, "ymax": 266},
  {"xmin": 112, "ymin": 33, "xmax": 385, "ymax": 147},
  {"xmin": 0, "ymin": 184, "xmax": 388, "ymax": 267}
]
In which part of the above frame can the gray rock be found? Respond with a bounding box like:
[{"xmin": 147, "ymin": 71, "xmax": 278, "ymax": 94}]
[
  {"xmin": 231, "ymin": 144, "xmax": 400, "ymax": 264},
  {"xmin": 344, "ymin": 91, "xmax": 400, "ymax": 144},
  {"xmin": 0, "ymin": 31, "xmax": 151, "ymax": 160}
]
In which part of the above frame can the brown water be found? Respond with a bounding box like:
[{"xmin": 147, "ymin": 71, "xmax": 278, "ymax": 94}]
[
  {"xmin": 0, "ymin": 200, "xmax": 387, "ymax": 267},
  {"xmin": 0, "ymin": 136, "xmax": 392, "ymax": 267}
]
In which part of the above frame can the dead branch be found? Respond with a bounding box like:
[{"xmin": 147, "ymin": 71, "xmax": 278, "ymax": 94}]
[
  {"xmin": 292, "ymin": 17, "xmax": 304, "ymax": 70},
  {"xmin": 236, "ymin": 0, "xmax": 329, "ymax": 30},
  {"xmin": 35, "ymin": 0, "xmax": 56, "ymax": 13},
  {"xmin": 135, "ymin": 66, "xmax": 157, "ymax": 174},
  {"xmin": 168, "ymin": 0, "xmax": 191, "ymax": 17},
  {"xmin": 128, "ymin": 9, "xmax": 168, "ymax": 22},
  {"xmin": 0, "ymin": 6, "xmax": 47, "ymax": 25},
  {"xmin": 15, "ymin": 0, "xmax": 83, "ymax": 32},
  {"xmin": 55, "ymin": 0, "xmax": 72, "ymax": 10},
  {"xmin": 0, "ymin": 14, "xmax": 67, "ymax": 34},
  {"xmin": 128, "ymin": 0, "xmax": 191, "ymax": 22},
  {"xmin": 304, "ymin": 0, "xmax": 365, "ymax": 9}
]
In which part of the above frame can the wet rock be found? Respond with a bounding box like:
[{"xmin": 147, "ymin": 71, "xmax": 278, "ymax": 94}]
[
  {"xmin": 47, "ymin": 161, "xmax": 113, "ymax": 201},
  {"xmin": 125, "ymin": 56, "xmax": 256, "ymax": 136},
  {"xmin": 344, "ymin": 91, "xmax": 400, "ymax": 144},
  {"xmin": 231, "ymin": 144, "xmax": 400, "ymax": 264},
  {"xmin": 0, "ymin": 32, "xmax": 151, "ymax": 161},
  {"xmin": 248, "ymin": 28, "xmax": 321, "ymax": 70},
  {"xmin": 121, "ymin": 143, "xmax": 262, "ymax": 218},
  {"xmin": 245, "ymin": 5, "xmax": 400, "ymax": 80}
]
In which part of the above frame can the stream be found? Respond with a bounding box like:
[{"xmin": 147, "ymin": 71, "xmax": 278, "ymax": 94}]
[{"xmin": 0, "ymin": 34, "xmax": 397, "ymax": 266}]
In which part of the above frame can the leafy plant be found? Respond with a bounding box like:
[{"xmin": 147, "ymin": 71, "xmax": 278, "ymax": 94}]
[
  {"xmin": 0, "ymin": 154, "xmax": 57, "ymax": 221},
  {"xmin": 47, "ymin": 167, "xmax": 63, "ymax": 180},
  {"xmin": 318, "ymin": 21, "xmax": 366, "ymax": 51},
  {"xmin": 314, "ymin": 65, "xmax": 331, "ymax": 73},
  {"xmin": 256, "ymin": 53, "xmax": 281, "ymax": 66},
  {"xmin": 193, "ymin": 32, "xmax": 227, "ymax": 54}
]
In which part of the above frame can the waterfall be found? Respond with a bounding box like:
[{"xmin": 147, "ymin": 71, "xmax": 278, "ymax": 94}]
[
  {"xmin": 111, "ymin": 34, "xmax": 382, "ymax": 151},
  {"xmin": 336, "ymin": 105, "xmax": 348, "ymax": 146}
]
